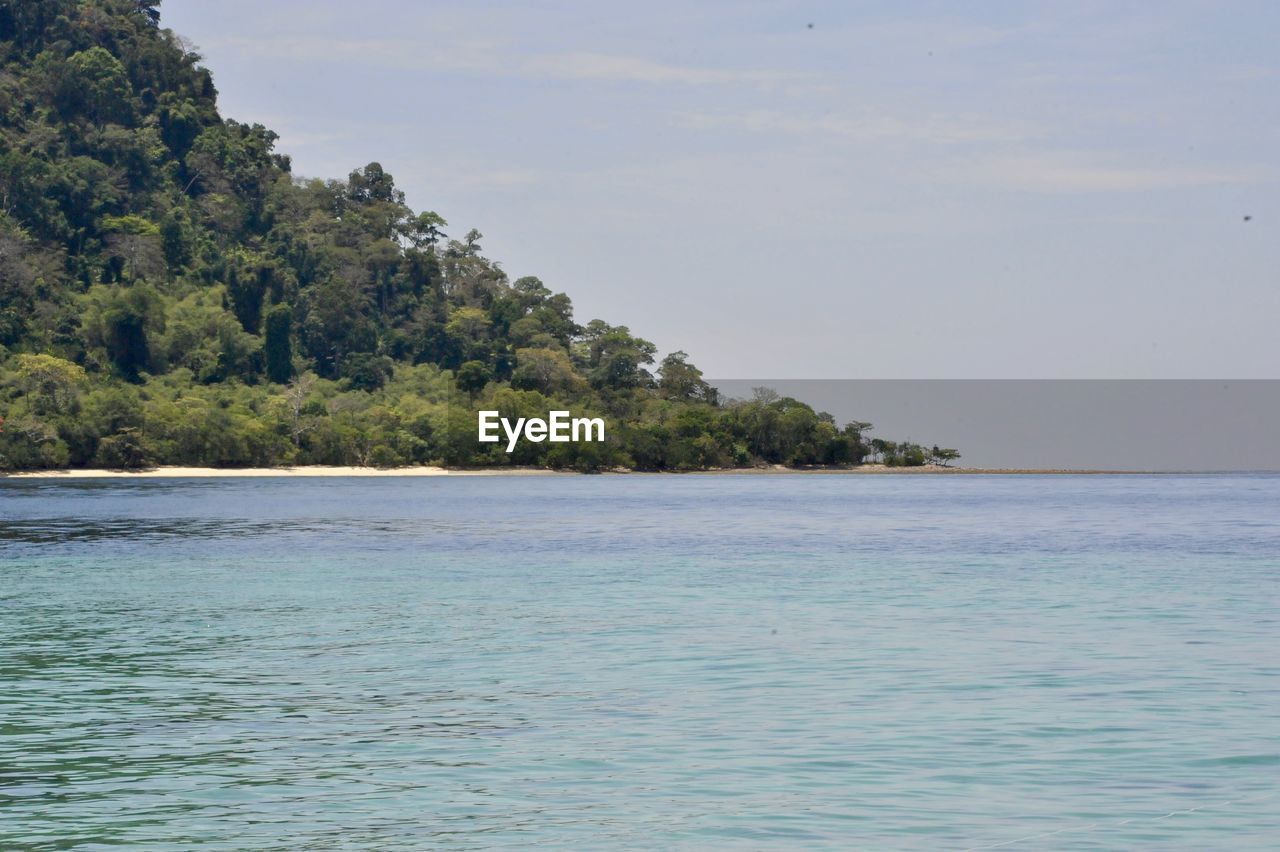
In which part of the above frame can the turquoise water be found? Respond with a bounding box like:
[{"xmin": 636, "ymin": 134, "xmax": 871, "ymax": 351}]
[{"xmin": 1, "ymin": 475, "xmax": 1277, "ymax": 849}]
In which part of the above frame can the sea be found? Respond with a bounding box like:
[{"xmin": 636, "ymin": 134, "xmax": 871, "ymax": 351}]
[{"xmin": 1, "ymin": 474, "xmax": 1277, "ymax": 849}]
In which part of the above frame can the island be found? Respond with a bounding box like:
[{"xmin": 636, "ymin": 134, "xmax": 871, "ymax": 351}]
[{"xmin": 0, "ymin": 1, "xmax": 958, "ymax": 473}]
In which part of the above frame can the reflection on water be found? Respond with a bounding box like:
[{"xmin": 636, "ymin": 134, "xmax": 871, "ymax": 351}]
[{"xmin": 2, "ymin": 475, "xmax": 1278, "ymax": 847}]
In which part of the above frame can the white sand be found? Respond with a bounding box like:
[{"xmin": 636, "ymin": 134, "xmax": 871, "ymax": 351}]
[
  {"xmin": 3, "ymin": 466, "xmax": 573, "ymax": 478},
  {"xmin": 3, "ymin": 464, "xmax": 1147, "ymax": 479}
]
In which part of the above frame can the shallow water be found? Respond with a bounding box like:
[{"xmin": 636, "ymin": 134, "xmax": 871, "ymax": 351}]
[{"xmin": 2, "ymin": 475, "xmax": 1278, "ymax": 849}]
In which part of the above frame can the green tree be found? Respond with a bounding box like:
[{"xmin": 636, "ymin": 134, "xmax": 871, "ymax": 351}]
[
  {"xmin": 400, "ymin": 211, "xmax": 447, "ymax": 248},
  {"xmin": 0, "ymin": 1, "xmax": 957, "ymax": 472},
  {"xmin": 341, "ymin": 353, "xmax": 393, "ymax": 391},
  {"xmin": 511, "ymin": 347, "xmax": 579, "ymax": 395},
  {"xmin": 455, "ymin": 360, "xmax": 493, "ymax": 394},
  {"xmin": 62, "ymin": 47, "xmax": 135, "ymax": 126},
  {"xmin": 95, "ymin": 426, "xmax": 154, "ymax": 469},
  {"xmin": 93, "ymin": 286, "xmax": 163, "ymax": 381},
  {"xmin": 658, "ymin": 350, "xmax": 713, "ymax": 402},
  {"xmin": 15, "ymin": 354, "xmax": 87, "ymax": 412},
  {"xmin": 135, "ymin": 2, "xmax": 162, "ymax": 26},
  {"xmin": 264, "ymin": 303, "xmax": 293, "ymax": 384},
  {"xmin": 930, "ymin": 446, "xmax": 961, "ymax": 467}
]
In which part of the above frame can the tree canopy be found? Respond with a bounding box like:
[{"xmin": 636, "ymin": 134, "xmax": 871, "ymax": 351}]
[{"xmin": 0, "ymin": 0, "xmax": 951, "ymax": 472}]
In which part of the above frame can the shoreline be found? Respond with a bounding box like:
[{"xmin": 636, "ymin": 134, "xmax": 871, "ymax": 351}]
[{"xmin": 1, "ymin": 464, "xmax": 1227, "ymax": 479}]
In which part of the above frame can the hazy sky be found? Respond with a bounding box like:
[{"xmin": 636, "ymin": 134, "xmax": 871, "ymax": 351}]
[{"xmin": 162, "ymin": 1, "xmax": 1278, "ymax": 378}]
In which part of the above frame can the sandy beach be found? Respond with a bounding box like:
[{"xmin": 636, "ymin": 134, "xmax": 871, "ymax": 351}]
[
  {"xmin": 2, "ymin": 466, "xmax": 553, "ymax": 479},
  {"xmin": 2, "ymin": 464, "xmax": 1159, "ymax": 478}
]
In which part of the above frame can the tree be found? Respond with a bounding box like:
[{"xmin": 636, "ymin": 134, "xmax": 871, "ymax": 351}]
[
  {"xmin": 841, "ymin": 421, "xmax": 872, "ymax": 464},
  {"xmin": 95, "ymin": 286, "xmax": 162, "ymax": 381},
  {"xmin": 400, "ymin": 211, "xmax": 447, "ymax": 249},
  {"xmin": 455, "ymin": 360, "xmax": 493, "ymax": 394},
  {"xmin": 15, "ymin": 354, "xmax": 87, "ymax": 412},
  {"xmin": 341, "ymin": 353, "xmax": 393, "ymax": 391},
  {"xmin": 578, "ymin": 321, "xmax": 656, "ymax": 390},
  {"xmin": 889, "ymin": 442, "xmax": 927, "ymax": 467},
  {"xmin": 60, "ymin": 47, "xmax": 135, "ymax": 127},
  {"xmin": 0, "ymin": 225, "xmax": 44, "ymax": 345},
  {"xmin": 264, "ymin": 304, "xmax": 293, "ymax": 384},
  {"xmin": 101, "ymin": 215, "xmax": 164, "ymax": 281},
  {"xmin": 283, "ymin": 374, "xmax": 318, "ymax": 447},
  {"xmin": 0, "ymin": 0, "xmax": 960, "ymax": 473},
  {"xmin": 159, "ymin": 213, "xmax": 191, "ymax": 269},
  {"xmin": 225, "ymin": 259, "xmax": 268, "ymax": 334},
  {"xmin": 930, "ymin": 446, "xmax": 961, "ymax": 467},
  {"xmin": 511, "ymin": 347, "xmax": 579, "ymax": 395},
  {"xmin": 870, "ymin": 438, "xmax": 896, "ymax": 464},
  {"xmin": 445, "ymin": 306, "xmax": 493, "ymax": 365},
  {"xmin": 347, "ymin": 162, "xmax": 403, "ymax": 205},
  {"xmin": 299, "ymin": 276, "xmax": 376, "ymax": 377},
  {"xmin": 135, "ymin": 2, "xmax": 162, "ymax": 26},
  {"xmin": 658, "ymin": 350, "xmax": 712, "ymax": 402},
  {"xmin": 446, "ymin": 306, "xmax": 492, "ymax": 340},
  {"xmin": 95, "ymin": 427, "xmax": 154, "ymax": 469}
]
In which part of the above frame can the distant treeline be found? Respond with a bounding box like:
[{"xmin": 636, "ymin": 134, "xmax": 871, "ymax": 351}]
[{"xmin": 0, "ymin": 1, "xmax": 958, "ymax": 472}]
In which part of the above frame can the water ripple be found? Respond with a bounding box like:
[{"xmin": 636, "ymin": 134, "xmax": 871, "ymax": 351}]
[{"xmin": 2, "ymin": 475, "xmax": 1278, "ymax": 847}]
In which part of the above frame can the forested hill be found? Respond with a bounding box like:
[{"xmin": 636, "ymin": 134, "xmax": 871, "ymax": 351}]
[{"xmin": 0, "ymin": 0, "xmax": 957, "ymax": 471}]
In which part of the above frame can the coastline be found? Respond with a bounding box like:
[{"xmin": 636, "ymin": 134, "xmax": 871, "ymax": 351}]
[{"xmin": 2, "ymin": 464, "xmax": 1187, "ymax": 478}]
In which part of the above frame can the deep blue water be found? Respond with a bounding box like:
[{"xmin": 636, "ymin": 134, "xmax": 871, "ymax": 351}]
[{"xmin": 1, "ymin": 474, "xmax": 1278, "ymax": 849}]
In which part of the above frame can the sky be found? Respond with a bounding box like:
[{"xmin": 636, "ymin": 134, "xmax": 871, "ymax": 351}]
[{"xmin": 161, "ymin": 1, "xmax": 1279, "ymax": 378}]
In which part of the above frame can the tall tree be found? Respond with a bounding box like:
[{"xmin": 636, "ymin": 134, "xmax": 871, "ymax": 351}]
[{"xmin": 264, "ymin": 304, "xmax": 293, "ymax": 384}]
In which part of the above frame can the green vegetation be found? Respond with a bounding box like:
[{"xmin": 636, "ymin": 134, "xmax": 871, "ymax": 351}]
[{"xmin": 0, "ymin": 1, "xmax": 957, "ymax": 472}]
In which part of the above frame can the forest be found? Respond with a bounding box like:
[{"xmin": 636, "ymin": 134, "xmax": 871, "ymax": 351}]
[{"xmin": 0, "ymin": 0, "xmax": 958, "ymax": 472}]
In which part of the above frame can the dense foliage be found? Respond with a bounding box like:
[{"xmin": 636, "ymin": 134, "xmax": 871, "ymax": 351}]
[{"xmin": 0, "ymin": 0, "xmax": 957, "ymax": 471}]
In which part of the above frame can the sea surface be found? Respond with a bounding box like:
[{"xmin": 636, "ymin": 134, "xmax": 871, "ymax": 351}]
[{"xmin": 1, "ymin": 474, "xmax": 1277, "ymax": 849}]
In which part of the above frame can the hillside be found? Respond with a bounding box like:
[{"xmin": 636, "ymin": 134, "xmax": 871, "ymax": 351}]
[{"xmin": 0, "ymin": 0, "xmax": 955, "ymax": 471}]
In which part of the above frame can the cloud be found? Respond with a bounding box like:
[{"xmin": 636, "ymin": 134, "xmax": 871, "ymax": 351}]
[
  {"xmin": 215, "ymin": 35, "xmax": 805, "ymax": 87},
  {"xmin": 941, "ymin": 151, "xmax": 1279, "ymax": 193},
  {"xmin": 215, "ymin": 34, "xmax": 509, "ymax": 74},
  {"xmin": 388, "ymin": 157, "xmax": 550, "ymax": 194},
  {"xmin": 1214, "ymin": 64, "xmax": 1280, "ymax": 83},
  {"xmin": 680, "ymin": 109, "xmax": 1035, "ymax": 145},
  {"xmin": 451, "ymin": 167, "xmax": 548, "ymax": 191},
  {"xmin": 828, "ymin": 17, "xmax": 1046, "ymax": 52},
  {"xmin": 524, "ymin": 52, "xmax": 807, "ymax": 86}
]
